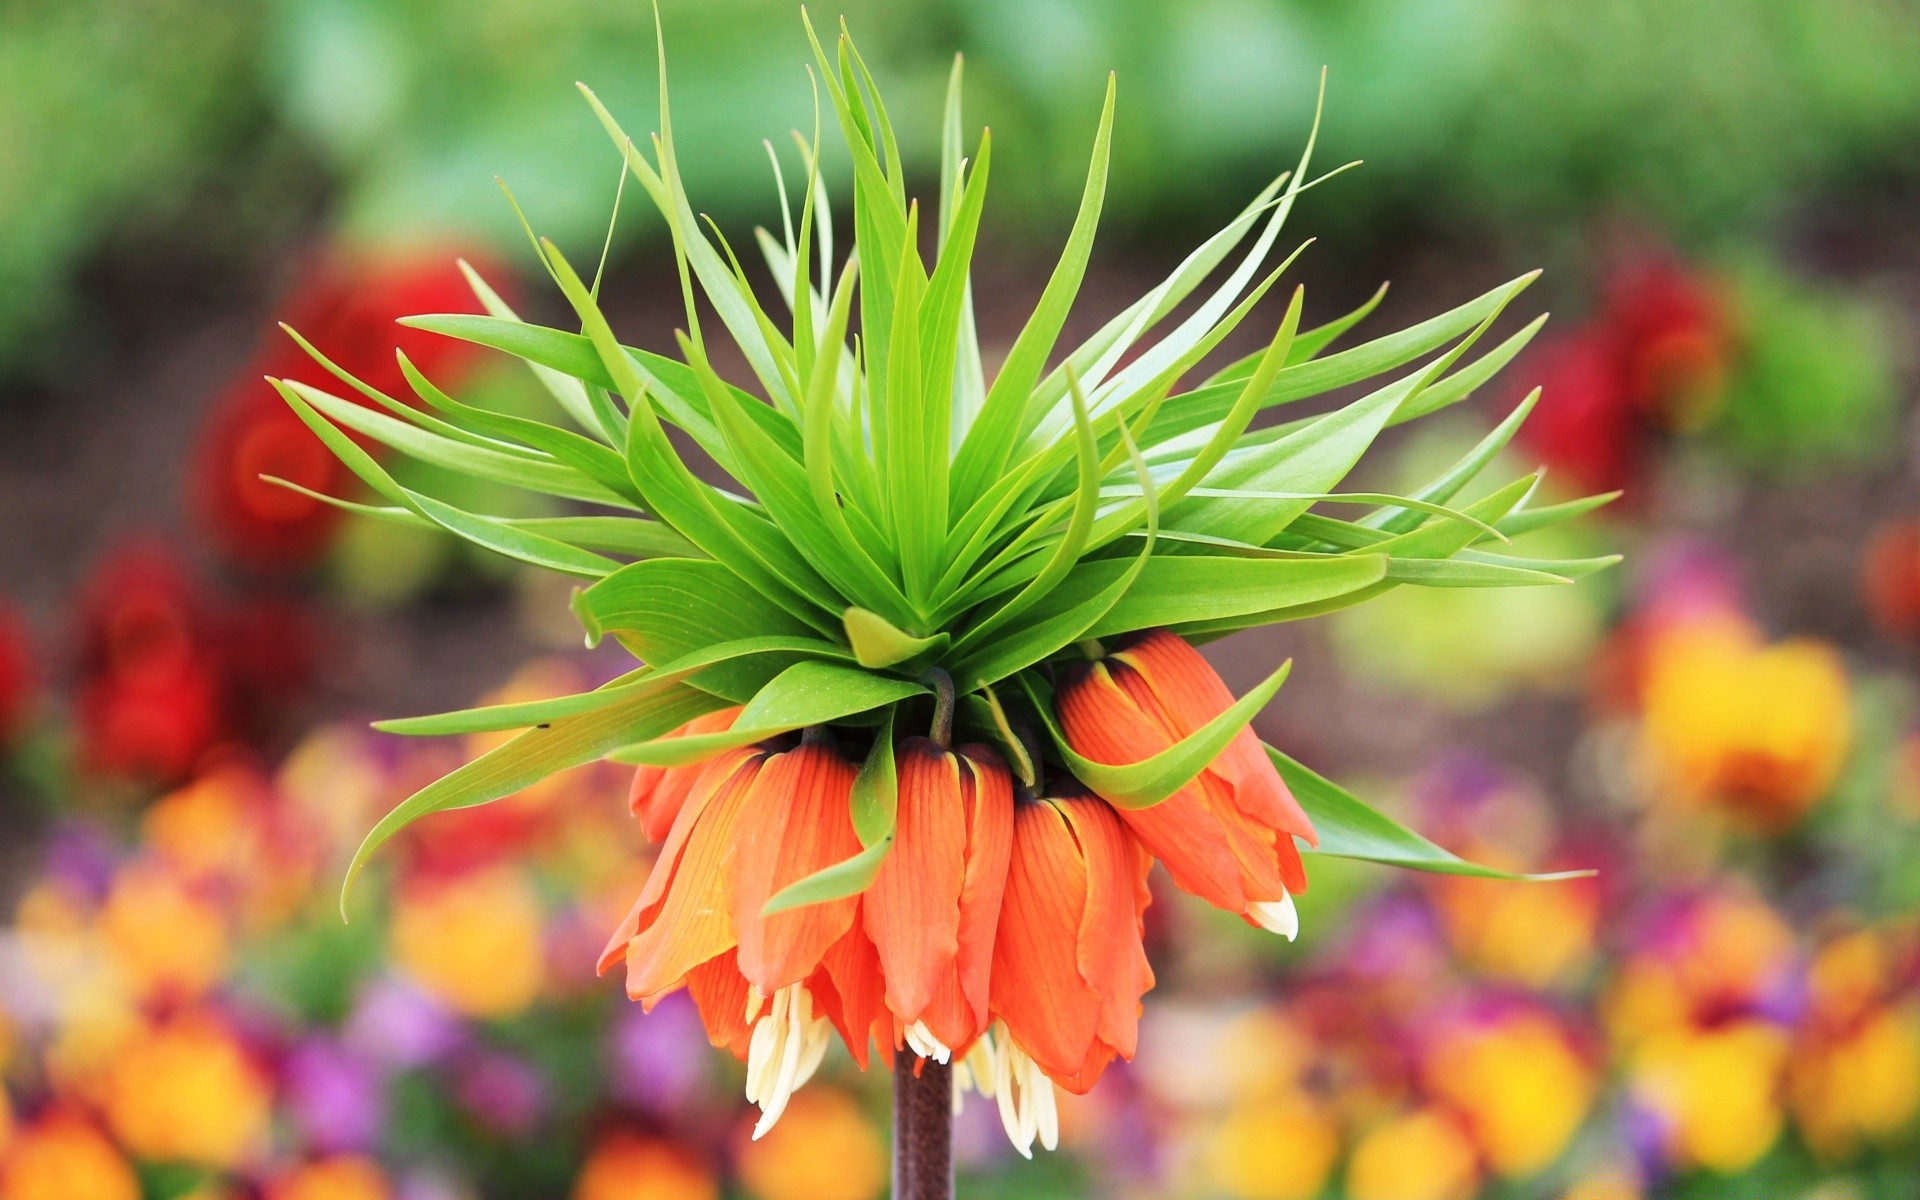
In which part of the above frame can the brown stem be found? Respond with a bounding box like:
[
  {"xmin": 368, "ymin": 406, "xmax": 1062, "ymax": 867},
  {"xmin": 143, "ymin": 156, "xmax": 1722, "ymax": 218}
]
[{"xmin": 893, "ymin": 1053, "xmax": 954, "ymax": 1200}]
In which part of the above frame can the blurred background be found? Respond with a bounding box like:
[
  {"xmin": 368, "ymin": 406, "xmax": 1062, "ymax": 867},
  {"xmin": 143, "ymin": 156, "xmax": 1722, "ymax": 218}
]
[{"xmin": 3, "ymin": 0, "xmax": 1920, "ymax": 1197}]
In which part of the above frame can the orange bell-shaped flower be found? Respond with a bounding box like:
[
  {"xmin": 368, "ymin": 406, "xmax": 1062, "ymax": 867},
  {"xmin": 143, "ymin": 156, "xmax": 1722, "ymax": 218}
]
[
  {"xmin": 988, "ymin": 782, "xmax": 1153, "ymax": 1150},
  {"xmin": 1056, "ymin": 629, "xmax": 1315, "ymax": 936},
  {"xmin": 600, "ymin": 730, "xmax": 872, "ymax": 1138},
  {"xmin": 863, "ymin": 738, "xmax": 1014, "ymax": 1060}
]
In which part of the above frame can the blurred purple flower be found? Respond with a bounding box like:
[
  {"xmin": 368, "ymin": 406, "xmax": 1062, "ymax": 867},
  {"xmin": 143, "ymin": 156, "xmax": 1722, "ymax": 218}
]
[
  {"xmin": 346, "ymin": 977, "xmax": 467, "ymax": 1069},
  {"xmin": 42, "ymin": 821, "xmax": 116, "ymax": 900},
  {"xmin": 953, "ymin": 1091, "xmax": 1011, "ymax": 1168},
  {"xmin": 454, "ymin": 1049, "xmax": 549, "ymax": 1138},
  {"xmin": 1339, "ymin": 891, "xmax": 1448, "ymax": 982},
  {"xmin": 283, "ymin": 1036, "xmax": 386, "ymax": 1153},
  {"xmin": 1622, "ymin": 1098, "xmax": 1674, "ymax": 1178},
  {"xmin": 608, "ymin": 991, "xmax": 711, "ymax": 1112}
]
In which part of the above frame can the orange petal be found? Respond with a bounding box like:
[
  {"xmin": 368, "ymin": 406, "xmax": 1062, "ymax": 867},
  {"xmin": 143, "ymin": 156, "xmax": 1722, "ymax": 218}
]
[
  {"xmin": 1114, "ymin": 631, "xmax": 1317, "ymax": 847},
  {"xmin": 686, "ymin": 952, "xmax": 755, "ymax": 1059},
  {"xmin": 601, "ymin": 747, "xmax": 762, "ymax": 976},
  {"xmin": 1059, "ymin": 659, "xmax": 1253, "ymax": 912},
  {"xmin": 992, "ymin": 798, "xmax": 1099, "ymax": 1076},
  {"xmin": 730, "ymin": 738, "xmax": 863, "ymax": 994},
  {"xmin": 621, "ymin": 749, "xmax": 764, "ymax": 1004},
  {"xmin": 911, "ymin": 743, "xmax": 1015, "ymax": 1052},
  {"xmin": 628, "ymin": 708, "xmax": 743, "ymax": 841},
  {"xmin": 815, "ymin": 918, "xmax": 893, "ymax": 1069},
  {"xmin": 1057, "ymin": 789, "xmax": 1155, "ymax": 1066},
  {"xmin": 864, "ymin": 737, "xmax": 966, "ymax": 1022}
]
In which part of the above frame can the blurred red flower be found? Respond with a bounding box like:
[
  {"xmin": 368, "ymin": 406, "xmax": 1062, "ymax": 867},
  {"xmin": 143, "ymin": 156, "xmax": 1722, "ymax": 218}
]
[
  {"xmin": 73, "ymin": 542, "xmax": 321, "ymax": 783},
  {"xmin": 0, "ymin": 600, "xmax": 38, "ymax": 746},
  {"xmin": 1522, "ymin": 256, "xmax": 1730, "ymax": 496},
  {"xmin": 190, "ymin": 249, "xmax": 501, "ymax": 571}
]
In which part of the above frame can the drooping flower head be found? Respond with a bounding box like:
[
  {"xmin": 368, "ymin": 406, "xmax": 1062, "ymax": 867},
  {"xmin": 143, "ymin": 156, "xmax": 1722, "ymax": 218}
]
[{"xmin": 295, "ymin": 11, "xmax": 1609, "ymax": 1158}]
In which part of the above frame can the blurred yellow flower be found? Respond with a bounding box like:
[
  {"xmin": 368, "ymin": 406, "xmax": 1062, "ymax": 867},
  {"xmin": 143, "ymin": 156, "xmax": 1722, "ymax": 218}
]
[
  {"xmin": 1604, "ymin": 892, "xmax": 1794, "ymax": 1048},
  {"xmin": 1806, "ymin": 930, "xmax": 1887, "ymax": 1027},
  {"xmin": 1790, "ymin": 1002, "xmax": 1920, "ymax": 1159},
  {"xmin": 102, "ymin": 1013, "xmax": 270, "ymax": 1168},
  {"xmin": 0, "ymin": 1112, "xmax": 140, "ymax": 1200},
  {"xmin": 736, "ymin": 1088, "xmax": 885, "ymax": 1200},
  {"xmin": 99, "ymin": 861, "xmax": 229, "ymax": 1002},
  {"xmin": 390, "ymin": 865, "xmax": 545, "ymax": 1019},
  {"xmin": 1200, "ymin": 1095, "xmax": 1339, "ymax": 1200},
  {"xmin": 1427, "ymin": 1013, "xmax": 1594, "ymax": 1178},
  {"xmin": 1630, "ymin": 1020, "xmax": 1787, "ymax": 1172},
  {"xmin": 1432, "ymin": 876, "xmax": 1599, "ymax": 989},
  {"xmin": 1346, "ymin": 1108, "xmax": 1480, "ymax": 1200},
  {"xmin": 1639, "ymin": 615, "xmax": 1849, "ymax": 829},
  {"xmin": 572, "ymin": 1132, "xmax": 718, "ymax": 1200},
  {"xmin": 266, "ymin": 1155, "xmax": 393, "ymax": 1200}
]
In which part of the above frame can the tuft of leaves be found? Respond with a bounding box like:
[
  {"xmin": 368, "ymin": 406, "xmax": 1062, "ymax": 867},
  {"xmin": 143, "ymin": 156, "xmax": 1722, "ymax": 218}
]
[{"xmin": 278, "ymin": 15, "xmax": 1614, "ymax": 913}]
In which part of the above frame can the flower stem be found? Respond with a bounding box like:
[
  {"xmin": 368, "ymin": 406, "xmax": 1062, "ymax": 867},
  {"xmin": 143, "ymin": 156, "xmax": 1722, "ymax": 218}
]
[
  {"xmin": 893, "ymin": 1053, "xmax": 954, "ymax": 1200},
  {"xmin": 920, "ymin": 667, "xmax": 956, "ymax": 749}
]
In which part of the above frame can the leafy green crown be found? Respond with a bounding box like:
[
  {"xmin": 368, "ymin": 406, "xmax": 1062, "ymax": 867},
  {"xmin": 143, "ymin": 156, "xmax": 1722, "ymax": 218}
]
[{"xmin": 267, "ymin": 15, "xmax": 1615, "ymax": 909}]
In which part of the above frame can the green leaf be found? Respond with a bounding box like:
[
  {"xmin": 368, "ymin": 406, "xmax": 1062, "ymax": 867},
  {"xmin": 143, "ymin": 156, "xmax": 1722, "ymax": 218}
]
[
  {"xmin": 615, "ymin": 661, "xmax": 925, "ymax": 767},
  {"xmin": 1023, "ymin": 660, "xmax": 1291, "ymax": 809},
  {"xmin": 457, "ymin": 258, "xmax": 607, "ymax": 437},
  {"xmin": 761, "ymin": 713, "xmax": 898, "ymax": 915},
  {"xmin": 1496, "ymin": 492, "xmax": 1622, "ymax": 538},
  {"xmin": 275, "ymin": 384, "xmax": 623, "ymax": 579},
  {"xmin": 948, "ymin": 369, "xmax": 1102, "ymax": 655},
  {"xmin": 396, "ymin": 352, "xmax": 642, "ymax": 505},
  {"xmin": 950, "ymin": 73, "xmax": 1115, "ymax": 509},
  {"xmin": 283, "ymin": 380, "xmax": 627, "ymax": 507},
  {"xmin": 372, "ymin": 635, "xmax": 851, "ymax": 736},
  {"xmin": 948, "ymin": 421, "xmax": 1159, "ymax": 688},
  {"xmin": 1074, "ymin": 553, "xmax": 1388, "ymax": 637},
  {"xmin": 844, "ymin": 608, "xmax": 946, "ymax": 669},
  {"xmin": 342, "ymin": 682, "xmax": 726, "ymax": 915},
  {"xmin": 1145, "ymin": 271, "xmax": 1540, "ymax": 451},
  {"xmin": 576, "ymin": 559, "xmax": 826, "ymax": 702},
  {"xmin": 1269, "ymin": 745, "xmax": 1592, "ymax": 881},
  {"xmin": 1383, "ymin": 557, "xmax": 1578, "ymax": 588}
]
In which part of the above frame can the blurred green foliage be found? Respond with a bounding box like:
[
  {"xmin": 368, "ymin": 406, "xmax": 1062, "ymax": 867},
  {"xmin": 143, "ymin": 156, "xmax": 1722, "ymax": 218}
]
[{"xmin": 4, "ymin": 0, "xmax": 1918, "ymax": 377}]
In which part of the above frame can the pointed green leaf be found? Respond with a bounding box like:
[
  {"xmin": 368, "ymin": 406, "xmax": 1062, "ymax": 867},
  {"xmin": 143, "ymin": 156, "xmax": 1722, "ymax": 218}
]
[
  {"xmin": 615, "ymin": 661, "xmax": 925, "ymax": 767},
  {"xmin": 1270, "ymin": 746, "xmax": 1593, "ymax": 881}
]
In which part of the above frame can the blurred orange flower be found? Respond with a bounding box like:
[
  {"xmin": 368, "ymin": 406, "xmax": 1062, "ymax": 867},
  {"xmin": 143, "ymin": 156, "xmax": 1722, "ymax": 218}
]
[
  {"xmin": 0, "ymin": 1111, "xmax": 139, "ymax": 1200},
  {"xmin": 1629, "ymin": 1020, "xmax": 1788, "ymax": 1172},
  {"xmin": 266, "ymin": 1156, "xmax": 393, "ymax": 1200},
  {"xmin": 102, "ymin": 1012, "xmax": 270, "ymax": 1168},
  {"xmin": 98, "ymin": 861, "xmax": 230, "ymax": 1002},
  {"xmin": 390, "ymin": 864, "xmax": 546, "ymax": 1019},
  {"xmin": 735, "ymin": 1088, "xmax": 886, "ymax": 1200},
  {"xmin": 572, "ymin": 1132, "xmax": 718, "ymax": 1200}
]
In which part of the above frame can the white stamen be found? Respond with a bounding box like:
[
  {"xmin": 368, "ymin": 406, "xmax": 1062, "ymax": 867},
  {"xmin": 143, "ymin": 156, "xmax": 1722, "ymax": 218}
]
[
  {"xmin": 989, "ymin": 1023, "xmax": 1059, "ymax": 1158},
  {"xmin": 905, "ymin": 1020, "xmax": 953, "ymax": 1064},
  {"xmin": 951, "ymin": 1028, "xmax": 998, "ymax": 1114},
  {"xmin": 744, "ymin": 983, "xmax": 830, "ymax": 1139},
  {"xmin": 1249, "ymin": 890, "xmax": 1299, "ymax": 941}
]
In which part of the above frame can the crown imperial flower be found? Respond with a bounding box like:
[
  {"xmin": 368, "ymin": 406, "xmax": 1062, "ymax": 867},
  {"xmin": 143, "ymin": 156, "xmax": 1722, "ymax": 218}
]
[{"xmin": 292, "ymin": 10, "xmax": 1610, "ymax": 1174}]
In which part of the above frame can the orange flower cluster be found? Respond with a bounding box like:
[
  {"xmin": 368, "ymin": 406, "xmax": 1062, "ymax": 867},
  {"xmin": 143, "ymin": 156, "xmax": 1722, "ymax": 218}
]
[{"xmin": 602, "ymin": 630, "xmax": 1315, "ymax": 1153}]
